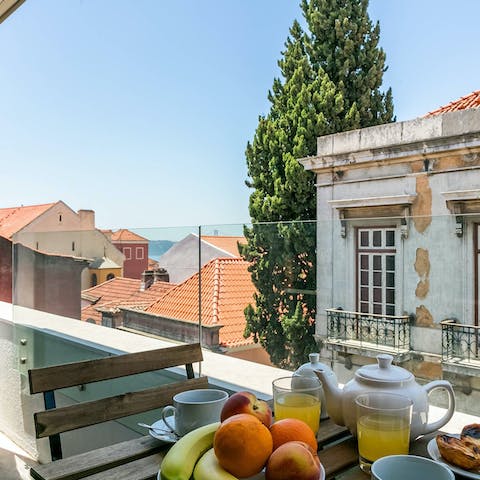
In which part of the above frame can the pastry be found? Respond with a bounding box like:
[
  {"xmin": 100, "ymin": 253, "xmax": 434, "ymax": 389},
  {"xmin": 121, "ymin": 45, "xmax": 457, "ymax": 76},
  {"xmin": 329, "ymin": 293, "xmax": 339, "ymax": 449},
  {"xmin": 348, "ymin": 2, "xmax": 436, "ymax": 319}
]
[
  {"xmin": 462, "ymin": 423, "xmax": 480, "ymax": 440},
  {"xmin": 436, "ymin": 433, "xmax": 480, "ymax": 471}
]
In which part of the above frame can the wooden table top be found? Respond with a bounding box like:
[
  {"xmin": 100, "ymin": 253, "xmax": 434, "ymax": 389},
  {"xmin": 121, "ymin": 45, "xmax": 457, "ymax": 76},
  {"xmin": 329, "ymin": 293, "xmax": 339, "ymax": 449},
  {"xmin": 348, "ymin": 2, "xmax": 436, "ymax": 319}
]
[{"xmin": 29, "ymin": 419, "xmax": 439, "ymax": 480}]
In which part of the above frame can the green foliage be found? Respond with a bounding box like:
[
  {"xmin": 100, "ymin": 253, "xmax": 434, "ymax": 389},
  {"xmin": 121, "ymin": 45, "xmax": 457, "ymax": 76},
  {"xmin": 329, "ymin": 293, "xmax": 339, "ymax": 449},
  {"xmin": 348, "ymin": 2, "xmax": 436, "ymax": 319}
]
[{"xmin": 242, "ymin": 0, "xmax": 394, "ymax": 369}]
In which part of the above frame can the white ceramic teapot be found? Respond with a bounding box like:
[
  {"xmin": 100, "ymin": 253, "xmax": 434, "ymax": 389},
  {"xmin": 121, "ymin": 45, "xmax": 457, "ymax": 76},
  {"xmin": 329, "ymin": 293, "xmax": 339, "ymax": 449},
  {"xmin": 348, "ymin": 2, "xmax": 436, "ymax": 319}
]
[{"xmin": 314, "ymin": 354, "xmax": 455, "ymax": 440}]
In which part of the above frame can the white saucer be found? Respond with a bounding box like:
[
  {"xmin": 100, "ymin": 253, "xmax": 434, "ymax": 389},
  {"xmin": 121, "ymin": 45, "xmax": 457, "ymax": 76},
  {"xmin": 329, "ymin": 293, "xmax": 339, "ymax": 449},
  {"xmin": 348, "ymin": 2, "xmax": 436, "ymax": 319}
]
[
  {"xmin": 148, "ymin": 418, "xmax": 178, "ymax": 443},
  {"xmin": 427, "ymin": 435, "xmax": 480, "ymax": 479}
]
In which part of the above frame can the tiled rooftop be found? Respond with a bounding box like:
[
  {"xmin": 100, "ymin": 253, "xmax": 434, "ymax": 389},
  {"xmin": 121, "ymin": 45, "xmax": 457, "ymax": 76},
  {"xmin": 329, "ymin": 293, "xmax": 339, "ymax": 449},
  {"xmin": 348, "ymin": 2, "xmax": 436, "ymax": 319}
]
[
  {"xmin": 121, "ymin": 281, "xmax": 176, "ymax": 309},
  {"xmin": 81, "ymin": 277, "xmax": 142, "ymax": 323},
  {"xmin": 146, "ymin": 257, "xmax": 256, "ymax": 348},
  {"xmin": 148, "ymin": 258, "xmax": 159, "ymax": 269},
  {"xmin": 110, "ymin": 229, "xmax": 148, "ymax": 242},
  {"xmin": 425, "ymin": 89, "xmax": 480, "ymax": 116},
  {"xmin": 81, "ymin": 277, "xmax": 175, "ymax": 323},
  {"xmin": 201, "ymin": 235, "xmax": 245, "ymax": 257},
  {"xmin": 0, "ymin": 203, "xmax": 55, "ymax": 238}
]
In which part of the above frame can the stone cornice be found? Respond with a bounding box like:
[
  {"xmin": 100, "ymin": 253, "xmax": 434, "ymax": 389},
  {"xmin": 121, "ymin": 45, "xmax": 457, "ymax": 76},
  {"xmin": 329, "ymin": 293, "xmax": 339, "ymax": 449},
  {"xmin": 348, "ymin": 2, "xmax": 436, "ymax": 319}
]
[
  {"xmin": 328, "ymin": 194, "xmax": 417, "ymax": 209},
  {"xmin": 299, "ymin": 109, "xmax": 480, "ymax": 172}
]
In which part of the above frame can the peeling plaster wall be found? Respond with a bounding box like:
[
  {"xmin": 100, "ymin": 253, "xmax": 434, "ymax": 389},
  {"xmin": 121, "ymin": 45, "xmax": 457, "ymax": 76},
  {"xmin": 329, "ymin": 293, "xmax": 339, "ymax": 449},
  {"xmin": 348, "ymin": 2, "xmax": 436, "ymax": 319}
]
[
  {"xmin": 411, "ymin": 175, "xmax": 432, "ymax": 233},
  {"xmin": 414, "ymin": 248, "xmax": 430, "ymax": 300}
]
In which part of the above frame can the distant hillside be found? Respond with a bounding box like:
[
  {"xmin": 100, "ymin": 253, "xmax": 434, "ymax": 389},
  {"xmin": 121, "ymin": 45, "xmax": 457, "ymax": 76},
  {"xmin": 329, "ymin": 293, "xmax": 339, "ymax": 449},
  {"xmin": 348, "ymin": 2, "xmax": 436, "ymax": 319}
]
[{"xmin": 149, "ymin": 240, "xmax": 175, "ymax": 259}]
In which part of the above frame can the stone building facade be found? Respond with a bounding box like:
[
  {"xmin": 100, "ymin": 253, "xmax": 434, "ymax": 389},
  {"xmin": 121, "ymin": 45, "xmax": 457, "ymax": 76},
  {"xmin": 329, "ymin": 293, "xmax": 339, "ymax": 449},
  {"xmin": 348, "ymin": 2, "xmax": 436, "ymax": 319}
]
[{"xmin": 299, "ymin": 106, "xmax": 480, "ymax": 399}]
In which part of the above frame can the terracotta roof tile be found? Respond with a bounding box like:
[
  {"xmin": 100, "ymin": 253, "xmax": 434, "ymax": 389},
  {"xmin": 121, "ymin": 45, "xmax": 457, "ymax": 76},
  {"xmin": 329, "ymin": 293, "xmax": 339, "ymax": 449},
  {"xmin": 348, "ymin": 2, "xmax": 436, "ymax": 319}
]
[
  {"xmin": 146, "ymin": 257, "xmax": 256, "ymax": 348},
  {"xmin": 425, "ymin": 90, "xmax": 480, "ymax": 117},
  {"xmin": 148, "ymin": 258, "xmax": 159, "ymax": 269},
  {"xmin": 111, "ymin": 229, "xmax": 148, "ymax": 242},
  {"xmin": 122, "ymin": 281, "xmax": 176, "ymax": 309},
  {"xmin": 81, "ymin": 276, "xmax": 176, "ymax": 323},
  {"xmin": 0, "ymin": 203, "xmax": 56, "ymax": 238},
  {"xmin": 81, "ymin": 277, "xmax": 141, "ymax": 323},
  {"xmin": 201, "ymin": 235, "xmax": 245, "ymax": 257}
]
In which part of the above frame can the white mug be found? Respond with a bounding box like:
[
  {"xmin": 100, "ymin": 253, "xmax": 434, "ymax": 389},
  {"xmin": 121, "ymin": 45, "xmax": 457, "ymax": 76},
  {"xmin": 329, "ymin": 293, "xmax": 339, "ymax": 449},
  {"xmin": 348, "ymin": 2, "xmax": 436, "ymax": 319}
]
[{"xmin": 161, "ymin": 388, "xmax": 228, "ymax": 436}]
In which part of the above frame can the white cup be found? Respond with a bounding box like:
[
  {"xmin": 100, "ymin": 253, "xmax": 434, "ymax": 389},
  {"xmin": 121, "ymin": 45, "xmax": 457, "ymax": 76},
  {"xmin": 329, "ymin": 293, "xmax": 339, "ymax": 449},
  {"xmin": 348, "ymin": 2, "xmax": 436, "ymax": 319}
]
[
  {"xmin": 371, "ymin": 455, "xmax": 455, "ymax": 480},
  {"xmin": 161, "ymin": 388, "xmax": 228, "ymax": 436}
]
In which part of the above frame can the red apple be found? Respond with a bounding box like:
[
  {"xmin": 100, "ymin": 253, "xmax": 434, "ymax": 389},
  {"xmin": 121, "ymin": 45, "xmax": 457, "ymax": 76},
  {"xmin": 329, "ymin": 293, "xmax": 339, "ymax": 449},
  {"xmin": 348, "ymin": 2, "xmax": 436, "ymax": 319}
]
[
  {"xmin": 265, "ymin": 441, "xmax": 321, "ymax": 480},
  {"xmin": 220, "ymin": 391, "xmax": 272, "ymax": 427}
]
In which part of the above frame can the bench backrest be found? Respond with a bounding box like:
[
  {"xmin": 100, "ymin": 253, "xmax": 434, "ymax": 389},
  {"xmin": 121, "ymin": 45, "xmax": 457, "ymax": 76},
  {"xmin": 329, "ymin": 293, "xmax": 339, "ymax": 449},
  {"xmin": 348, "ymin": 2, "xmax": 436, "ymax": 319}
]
[{"xmin": 28, "ymin": 343, "xmax": 208, "ymax": 460}]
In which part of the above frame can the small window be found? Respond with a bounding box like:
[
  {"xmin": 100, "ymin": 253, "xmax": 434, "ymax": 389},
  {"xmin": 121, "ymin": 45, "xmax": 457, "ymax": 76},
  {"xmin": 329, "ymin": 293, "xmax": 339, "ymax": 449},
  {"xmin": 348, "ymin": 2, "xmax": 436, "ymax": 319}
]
[
  {"xmin": 106, "ymin": 273, "xmax": 115, "ymax": 281},
  {"xmin": 59, "ymin": 214, "xmax": 62, "ymax": 222},
  {"xmin": 101, "ymin": 317, "xmax": 112, "ymax": 328},
  {"xmin": 72, "ymin": 241, "xmax": 75, "ymax": 251},
  {"xmin": 36, "ymin": 242, "xmax": 39, "ymax": 250},
  {"xmin": 91, "ymin": 274, "xmax": 98, "ymax": 286},
  {"xmin": 124, "ymin": 247, "xmax": 132, "ymax": 260},
  {"xmin": 136, "ymin": 247, "xmax": 144, "ymax": 260}
]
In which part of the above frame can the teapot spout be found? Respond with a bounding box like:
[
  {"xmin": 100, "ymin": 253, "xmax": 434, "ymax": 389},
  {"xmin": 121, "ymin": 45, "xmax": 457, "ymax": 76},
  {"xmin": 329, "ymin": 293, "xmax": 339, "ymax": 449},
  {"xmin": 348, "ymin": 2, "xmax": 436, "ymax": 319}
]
[{"xmin": 313, "ymin": 368, "xmax": 345, "ymax": 426}]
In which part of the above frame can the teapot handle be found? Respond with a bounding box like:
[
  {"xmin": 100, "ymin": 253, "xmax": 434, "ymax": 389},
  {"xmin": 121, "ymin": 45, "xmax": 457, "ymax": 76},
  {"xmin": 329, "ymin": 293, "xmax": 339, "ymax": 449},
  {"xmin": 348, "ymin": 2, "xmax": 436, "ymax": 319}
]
[{"xmin": 422, "ymin": 380, "xmax": 456, "ymax": 435}]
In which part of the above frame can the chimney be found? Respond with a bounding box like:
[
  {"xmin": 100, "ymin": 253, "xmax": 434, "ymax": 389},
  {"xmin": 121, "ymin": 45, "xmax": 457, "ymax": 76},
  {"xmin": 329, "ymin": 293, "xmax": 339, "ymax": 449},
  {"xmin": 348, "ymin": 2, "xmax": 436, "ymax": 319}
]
[
  {"xmin": 140, "ymin": 270, "xmax": 154, "ymax": 291},
  {"xmin": 154, "ymin": 268, "xmax": 169, "ymax": 283},
  {"xmin": 78, "ymin": 209, "xmax": 95, "ymax": 230}
]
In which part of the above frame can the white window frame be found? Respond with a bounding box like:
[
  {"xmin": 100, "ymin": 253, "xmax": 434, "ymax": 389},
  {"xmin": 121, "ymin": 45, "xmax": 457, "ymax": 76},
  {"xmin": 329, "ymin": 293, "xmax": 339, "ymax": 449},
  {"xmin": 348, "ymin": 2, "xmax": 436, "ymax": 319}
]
[
  {"xmin": 124, "ymin": 247, "xmax": 132, "ymax": 260},
  {"xmin": 356, "ymin": 227, "xmax": 397, "ymax": 316},
  {"xmin": 136, "ymin": 247, "xmax": 144, "ymax": 260}
]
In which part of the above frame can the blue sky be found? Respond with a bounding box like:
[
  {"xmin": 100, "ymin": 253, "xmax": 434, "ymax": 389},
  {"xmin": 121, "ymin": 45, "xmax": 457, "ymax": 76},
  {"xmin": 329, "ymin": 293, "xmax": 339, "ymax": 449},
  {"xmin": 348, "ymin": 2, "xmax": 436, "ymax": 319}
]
[{"xmin": 1, "ymin": 1, "xmax": 479, "ymax": 230}]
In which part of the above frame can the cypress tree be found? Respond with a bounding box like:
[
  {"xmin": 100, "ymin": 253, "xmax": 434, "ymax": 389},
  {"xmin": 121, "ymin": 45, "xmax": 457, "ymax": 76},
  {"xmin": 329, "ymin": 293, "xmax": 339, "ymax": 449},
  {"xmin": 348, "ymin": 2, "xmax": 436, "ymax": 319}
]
[{"xmin": 242, "ymin": 0, "xmax": 394, "ymax": 369}]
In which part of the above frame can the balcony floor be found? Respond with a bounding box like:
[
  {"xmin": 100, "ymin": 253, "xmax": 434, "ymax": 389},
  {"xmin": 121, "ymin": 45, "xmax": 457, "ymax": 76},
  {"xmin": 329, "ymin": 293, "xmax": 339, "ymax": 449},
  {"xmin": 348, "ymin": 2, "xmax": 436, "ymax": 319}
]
[
  {"xmin": 0, "ymin": 431, "xmax": 36, "ymax": 480},
  {"xmin": 327, "ymin": 338, "xmax": 410, "ymax": 360}
]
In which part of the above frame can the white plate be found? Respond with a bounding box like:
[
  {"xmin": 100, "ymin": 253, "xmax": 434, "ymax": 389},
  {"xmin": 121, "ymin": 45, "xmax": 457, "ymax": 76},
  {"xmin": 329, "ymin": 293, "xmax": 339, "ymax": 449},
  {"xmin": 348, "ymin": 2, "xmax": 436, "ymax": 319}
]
[
  {"xmin": 427, "ymin": 435, "xmax": 480, "ymax": 479},
  {"xmin": 148, "ymin": 418, "xmax": 178, "ymax": 443},
  {"xmin": 157, "ymin": 463, "xmax": 325, "ymax": 480}
]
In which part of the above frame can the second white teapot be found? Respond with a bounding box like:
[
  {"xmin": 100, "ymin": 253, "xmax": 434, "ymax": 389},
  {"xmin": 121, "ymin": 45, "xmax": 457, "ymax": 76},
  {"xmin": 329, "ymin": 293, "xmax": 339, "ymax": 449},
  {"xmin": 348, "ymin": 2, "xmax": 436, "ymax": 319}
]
[{"xmin": 314, "ymin": 354, "xmax": 455, "ymax": 440}]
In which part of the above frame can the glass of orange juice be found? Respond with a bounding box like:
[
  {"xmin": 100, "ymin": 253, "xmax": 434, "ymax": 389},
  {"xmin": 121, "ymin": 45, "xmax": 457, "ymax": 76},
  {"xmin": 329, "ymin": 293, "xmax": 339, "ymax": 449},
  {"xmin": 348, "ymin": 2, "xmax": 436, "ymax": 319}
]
[
  {"xmin": 355, "ymin": 392, "xmax": 413, "ymax": 473},
  {"xmin": 272, "ymin": 376, "xmax": 321, "ymax": 435}
]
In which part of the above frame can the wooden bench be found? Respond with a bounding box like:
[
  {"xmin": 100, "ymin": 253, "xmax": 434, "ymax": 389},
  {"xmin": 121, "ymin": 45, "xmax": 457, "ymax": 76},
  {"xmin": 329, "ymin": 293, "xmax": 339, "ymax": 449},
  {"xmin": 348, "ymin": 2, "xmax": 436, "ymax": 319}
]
[{"xmin": 28, "ymin": 342, "xmax": 208, "ymax": 476}]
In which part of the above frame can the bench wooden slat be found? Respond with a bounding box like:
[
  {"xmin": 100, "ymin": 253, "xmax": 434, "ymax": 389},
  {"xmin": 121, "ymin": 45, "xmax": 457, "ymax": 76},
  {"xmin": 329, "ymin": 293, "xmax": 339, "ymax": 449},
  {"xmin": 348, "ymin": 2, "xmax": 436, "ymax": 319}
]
[
  {"xmin": 30, "ymin": 435, "xmax": 166, "ymax": 480},
  {"xmin": 35, "ymin": 376, "xmax": 209, "ymax": 438},
  {"xmin": 81, "ymin": 453, "xmax": 164, "ymax": 480},
  {"xmin": 29, "ymin": 343, "xmax": 203, "ymax": 394}
]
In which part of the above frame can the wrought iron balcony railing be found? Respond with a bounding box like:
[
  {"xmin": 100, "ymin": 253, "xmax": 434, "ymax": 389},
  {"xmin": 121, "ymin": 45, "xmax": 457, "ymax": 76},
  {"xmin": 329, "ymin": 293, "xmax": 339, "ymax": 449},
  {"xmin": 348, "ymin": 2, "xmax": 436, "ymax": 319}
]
[
  {"xmin": 441, "ymin": 319, "xmax": 480, "ymax": 364},
  {"xmin": 326, "ymin": 308, "xmax": 411, "ymax": 352}
]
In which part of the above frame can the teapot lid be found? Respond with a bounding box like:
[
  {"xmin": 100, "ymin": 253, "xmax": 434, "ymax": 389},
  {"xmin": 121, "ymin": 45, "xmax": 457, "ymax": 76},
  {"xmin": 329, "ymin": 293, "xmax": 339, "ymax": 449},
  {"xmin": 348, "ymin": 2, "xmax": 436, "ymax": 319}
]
[
  {"xmin": 295, "ymin": 353, "xmax": 333, "ymax": 377},
  {"xmin": 356, "ymin": 354, "xmax": 412, "ymax": 382}
]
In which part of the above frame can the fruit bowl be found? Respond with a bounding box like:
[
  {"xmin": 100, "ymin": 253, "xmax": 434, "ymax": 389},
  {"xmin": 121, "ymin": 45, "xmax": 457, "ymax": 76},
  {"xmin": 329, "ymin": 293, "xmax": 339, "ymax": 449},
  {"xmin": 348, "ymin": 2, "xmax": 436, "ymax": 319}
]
[
  {"xmin": 157, "ymin": 463, "xmax": 325, "ymax": 480},
  {"xmin": 244, "ymin": 463, "xmax": 325, "ymax": 480}
]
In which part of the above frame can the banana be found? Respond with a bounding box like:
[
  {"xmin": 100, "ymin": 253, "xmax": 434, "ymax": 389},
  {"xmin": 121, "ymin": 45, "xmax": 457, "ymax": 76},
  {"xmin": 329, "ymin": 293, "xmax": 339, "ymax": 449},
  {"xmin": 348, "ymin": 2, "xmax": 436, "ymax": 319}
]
[
  {"xmin": 160, "ymin": 422, "xmax": 220, "ymax": 480},
  {"xmin": 193, "ymin": 448, "xmax": 238, "ymax": 480}
]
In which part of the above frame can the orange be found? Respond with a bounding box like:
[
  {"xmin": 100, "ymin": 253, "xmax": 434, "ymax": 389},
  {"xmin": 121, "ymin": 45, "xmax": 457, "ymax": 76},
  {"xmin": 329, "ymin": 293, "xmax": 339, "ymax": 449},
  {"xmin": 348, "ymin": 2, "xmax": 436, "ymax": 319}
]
[
  {"xmin": 214, "ymin": 413, "xmax": 273, "ymax": 478},
  {"xmin": 269, "ymin": 418, "xmax": 318, "ymax": 452}
]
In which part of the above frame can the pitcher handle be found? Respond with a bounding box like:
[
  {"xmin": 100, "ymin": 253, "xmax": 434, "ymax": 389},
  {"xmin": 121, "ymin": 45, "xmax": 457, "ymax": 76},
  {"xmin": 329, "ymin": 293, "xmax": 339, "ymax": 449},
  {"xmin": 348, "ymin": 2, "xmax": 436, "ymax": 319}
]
[{"xmin": 423, "ymin": 380, "xmax": 456, "ymax": 435}]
